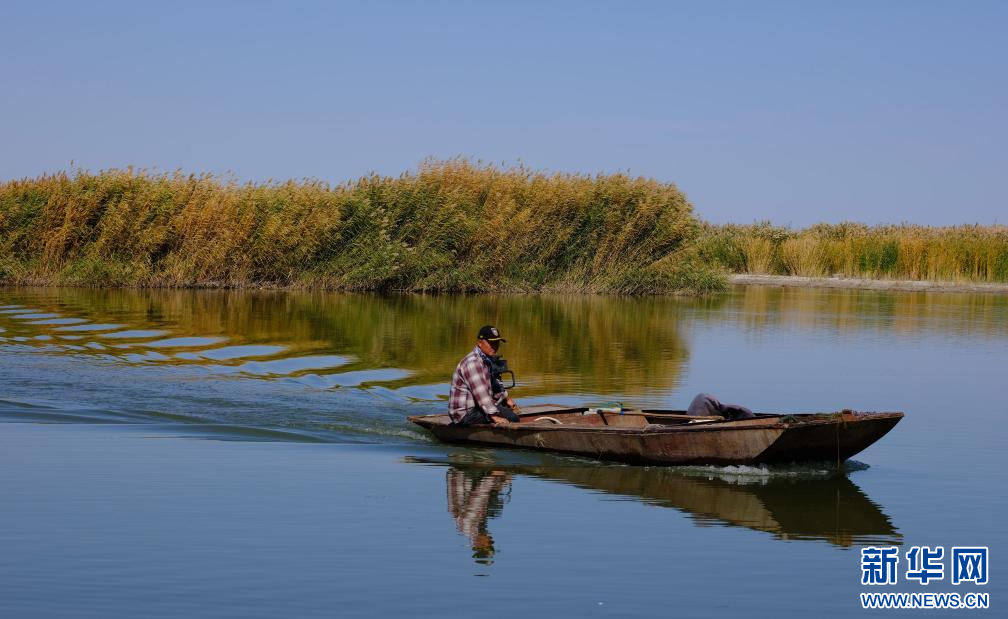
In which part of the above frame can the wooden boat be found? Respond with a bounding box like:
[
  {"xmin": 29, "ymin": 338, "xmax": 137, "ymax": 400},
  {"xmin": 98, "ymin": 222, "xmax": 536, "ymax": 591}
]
[{"xmin": 408, "ymin": 405, "xmax": 904, "ymax": 466}]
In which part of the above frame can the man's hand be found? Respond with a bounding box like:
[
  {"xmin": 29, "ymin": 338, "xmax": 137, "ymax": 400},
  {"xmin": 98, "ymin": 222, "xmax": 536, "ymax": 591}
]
[
  {"xmin": 490, "ymin": 415, "xmax": 510, "ymax": 425},
  {"xmin": 506, "ymin": 397, "xmax": 520, "ymax": 412}
]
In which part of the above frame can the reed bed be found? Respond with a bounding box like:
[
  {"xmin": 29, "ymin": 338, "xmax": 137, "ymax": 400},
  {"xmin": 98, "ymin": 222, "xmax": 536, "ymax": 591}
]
[
  {"xmin": 0, "ymin": 160, "xmax": 725, "ymax": 294},
  {"xmin": 696, "ymin": 222, "xmax": 1008, "ymax": 283}
]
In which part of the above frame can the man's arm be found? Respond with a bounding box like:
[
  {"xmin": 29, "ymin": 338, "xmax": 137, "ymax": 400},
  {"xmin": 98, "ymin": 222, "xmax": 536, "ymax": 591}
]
[{"xmin": 497, "ymin": 386, "xmax": 519, "ymax": 412}]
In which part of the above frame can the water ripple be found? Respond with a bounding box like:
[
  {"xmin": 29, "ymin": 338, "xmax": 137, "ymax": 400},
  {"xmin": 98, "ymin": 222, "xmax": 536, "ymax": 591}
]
[
  {"xmin": 145, "ymin": 336, "xmax": 228, "ymax": 348},
  {"xmin": 293, "ymin": 368, "xmax": 412, "ymax": 388},
  {"xmin": 175, "ymin": 344, "xmax": 287, "ymax": 361},
  {"xmin": 211, "ymin": 355, "xmax": 351, "ymax": 376},
  {"xmin": 122, "ymin": 351, "xmax": 172, "ymax": 362},
  {"xmin": 26, "ymin": 317, "xmax": 90, "ymax": 325},
  {"xmin": 55, "ymin": 323, "xmax": 125, "ymax": 332},
  {"xmin": 99, "ymin": 329, "xmax": 171, "ymax": 339}
]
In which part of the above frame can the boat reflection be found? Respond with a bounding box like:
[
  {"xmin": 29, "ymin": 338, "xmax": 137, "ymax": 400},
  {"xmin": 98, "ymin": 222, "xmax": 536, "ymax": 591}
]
[{"xmin": 409, "ymin": 454, "xmax": 900, "ymax": 560}]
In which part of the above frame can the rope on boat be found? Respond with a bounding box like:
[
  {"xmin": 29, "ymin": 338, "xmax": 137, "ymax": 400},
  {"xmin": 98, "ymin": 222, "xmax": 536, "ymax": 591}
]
[{"xmin": 532, "ymin": 416, "xmax": 563, "ymax": 425}]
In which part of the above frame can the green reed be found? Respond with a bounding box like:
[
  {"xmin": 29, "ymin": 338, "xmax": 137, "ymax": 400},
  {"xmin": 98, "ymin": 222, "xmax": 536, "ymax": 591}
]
[
  {"xmin": 0, "ymin": 160, "xmax": 724, "ymax": 294},
  {"xmin": 696, "ymin": 222, "xmax": 1008, "ymax": 282}
]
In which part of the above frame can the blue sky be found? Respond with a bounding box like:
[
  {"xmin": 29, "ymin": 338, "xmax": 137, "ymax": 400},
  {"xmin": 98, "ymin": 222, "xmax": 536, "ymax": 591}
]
[{"xmin": 2, "ymin": 1, "xmax": 1004, "ymax": 226}]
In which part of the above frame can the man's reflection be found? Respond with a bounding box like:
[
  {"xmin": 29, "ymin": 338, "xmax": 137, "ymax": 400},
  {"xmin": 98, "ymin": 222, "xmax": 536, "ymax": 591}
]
[{"xmin": 446, "ymin": 466, "xmax": 511, "ymax": 564}]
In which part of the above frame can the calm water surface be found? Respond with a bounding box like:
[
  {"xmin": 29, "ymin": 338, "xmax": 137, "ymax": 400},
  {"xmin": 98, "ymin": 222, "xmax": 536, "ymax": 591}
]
[{"xmin": 1, "ymin": 286, "xmax": 1004, "ymax": 617}]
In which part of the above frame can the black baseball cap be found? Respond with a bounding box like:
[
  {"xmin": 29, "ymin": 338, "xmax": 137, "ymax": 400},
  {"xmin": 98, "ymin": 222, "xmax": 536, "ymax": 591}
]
[{"xmin": 477, "ymin": 325, "xmax": 506, "ymax": 342}]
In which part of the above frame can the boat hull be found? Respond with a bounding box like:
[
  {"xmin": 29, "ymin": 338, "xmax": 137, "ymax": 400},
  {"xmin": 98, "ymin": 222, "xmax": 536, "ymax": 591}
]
[{"xmin": 408, "ymin": 407, "xmax": 903, "ymax": 466}]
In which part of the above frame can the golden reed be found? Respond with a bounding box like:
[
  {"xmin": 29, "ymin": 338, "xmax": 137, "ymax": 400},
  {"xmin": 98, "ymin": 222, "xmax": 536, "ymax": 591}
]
[
  {"xmin": 0, "ymin": 159, "xmax": 723, "ymax": 294},
  {"xmin": 697, "ymin": 222, "xmax": 1008, "ymax": 283}
]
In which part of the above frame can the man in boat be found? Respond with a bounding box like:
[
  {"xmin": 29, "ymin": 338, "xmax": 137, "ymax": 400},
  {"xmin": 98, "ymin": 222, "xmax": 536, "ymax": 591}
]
[{"xmin": 448, "ymin": 325, "xmax": 521, "ymax": 426}]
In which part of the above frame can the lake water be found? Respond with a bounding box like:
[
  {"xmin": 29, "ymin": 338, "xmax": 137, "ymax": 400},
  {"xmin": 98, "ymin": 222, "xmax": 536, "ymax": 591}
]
[{"xmin": 1, "ymin": 286, "xmax": 1004, "ymax": 617}]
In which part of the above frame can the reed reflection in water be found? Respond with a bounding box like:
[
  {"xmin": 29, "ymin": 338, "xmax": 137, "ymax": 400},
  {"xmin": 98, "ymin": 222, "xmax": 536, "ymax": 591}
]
[
  {"xmin": 725, "ymin": 284, "xmax": 1008, "ymax": 339},
  {"xmin": 2, "ymin": 284, "xmax": 1005, "ymax": 438},
  {"xmin": 0, "ymin": 288, "xmax": 692, "ymax": 405}
]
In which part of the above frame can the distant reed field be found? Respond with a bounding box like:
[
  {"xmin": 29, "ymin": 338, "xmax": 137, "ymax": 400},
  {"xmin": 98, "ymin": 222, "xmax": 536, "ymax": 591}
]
[
  {"xmin": 0, "ymin": 160, "xmax": 724, "ymax": 294},
  {"xmin": 5, "ymin": 162, "xmax": 1003, "ymax": 292},
  {"xmin": 696, "ymin": 222, "xmax": 1008, "ymax": 283}
]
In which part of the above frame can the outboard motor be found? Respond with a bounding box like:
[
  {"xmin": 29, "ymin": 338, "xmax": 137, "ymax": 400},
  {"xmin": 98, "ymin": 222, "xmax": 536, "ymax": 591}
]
[{"xmin": 486, "ymin": 355, "xmax": 516, "ymax": 397}]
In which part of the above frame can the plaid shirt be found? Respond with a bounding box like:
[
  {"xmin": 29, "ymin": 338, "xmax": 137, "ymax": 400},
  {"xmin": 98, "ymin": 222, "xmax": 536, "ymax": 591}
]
[{"xmin": 448, "ymin": 346, "xmax": 508, "ymax": 422}]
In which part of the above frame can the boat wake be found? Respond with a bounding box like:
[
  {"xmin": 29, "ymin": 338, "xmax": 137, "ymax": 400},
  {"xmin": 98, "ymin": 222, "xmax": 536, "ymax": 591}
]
[{"xmin": 666, "ymin": 460, "xmax": 870, "ymax": 483}]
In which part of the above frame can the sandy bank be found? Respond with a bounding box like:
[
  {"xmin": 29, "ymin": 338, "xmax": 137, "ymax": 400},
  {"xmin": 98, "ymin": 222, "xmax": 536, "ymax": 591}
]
[{"xmin": 729, "ymin": 274, "xmax": 1008, "ymax": 294}]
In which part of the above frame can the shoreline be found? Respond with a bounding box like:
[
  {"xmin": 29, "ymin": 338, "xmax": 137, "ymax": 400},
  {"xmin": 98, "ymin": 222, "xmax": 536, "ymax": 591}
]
[
  {"xmin": 729, "ymin": 273, "xmax": 1008, "ymax": 294},
  {"xmin": 3, "ymin": 275, "xmax": 1008, "ymax": 295}
]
